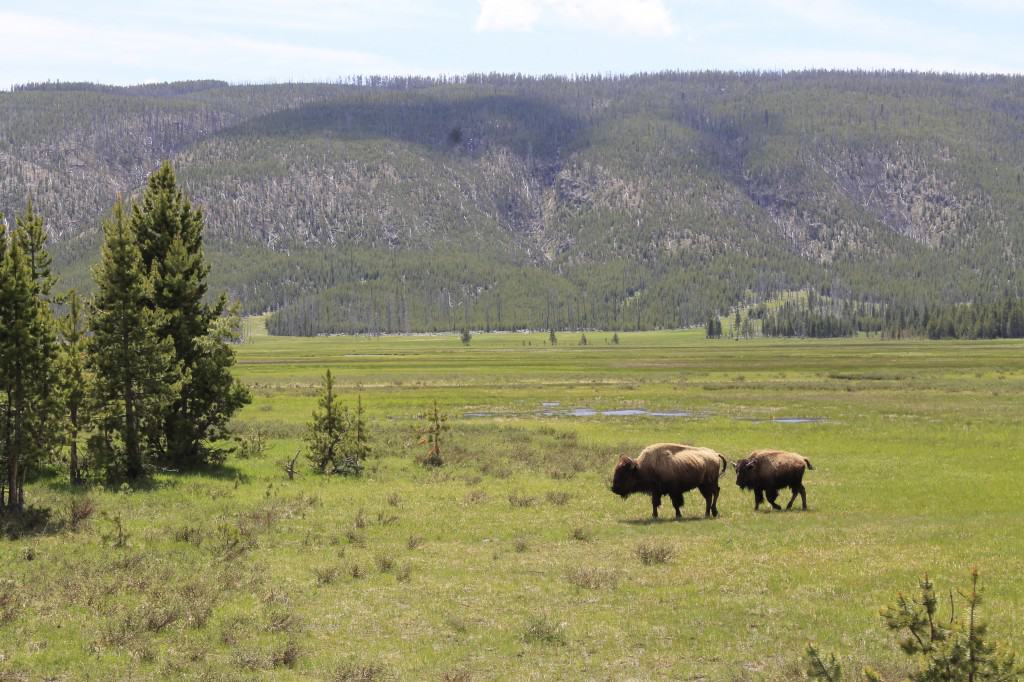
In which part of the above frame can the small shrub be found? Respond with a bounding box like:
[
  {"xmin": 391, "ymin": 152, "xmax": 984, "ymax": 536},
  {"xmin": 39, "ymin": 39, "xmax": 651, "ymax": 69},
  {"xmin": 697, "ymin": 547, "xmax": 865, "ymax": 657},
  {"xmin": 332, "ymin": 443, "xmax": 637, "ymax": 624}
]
[
  {"xmin": 375, "ymin": 555, "xmax": 395, "ymax": 573},
  {"xmin": 349, "ymin": 563, "xmax": 366, "ymax": 580},
  {"xmin": 522, "ymin": 615, "xmax": 567, "ymax": 645},
  {"xmin": 143, "ymin": 600, "xmax": 181, "ymax": 633},
  {"xmin": 180, "ymin": 582, "xmax": 214, "ymax": 628},
  {"xmin": 234, "ymin": 427, "xmax": 268, "ymax": 459},
  {"xmin": 406, "ymin": 535, "xmax": 424, "ymax": 550},
  {"xmin": 101, "ymin": 513, "xmax": 130, "ymax": 548},
  {"xmin": 333, "ymin": 661, "xmax": 390, "ymax": 681},
  {"xmin": 545, "ymin": 491, "xmax": 572, "ymax": 506},
  {"xmin": 313, "ymin": 565, "xmax": 341, "ymax": 586},
  {"xmin": 214, "ymin": 522, "xmax": 257, "ymax": 559},
  {"xmin": 570, "ymin": 527, "xmax": 593, "ymax": 542},
  {"xmin": 375, "ymin": 511, "xmax": 399, "ymax": 526},
  {"xmin": 0, "ymin": 579, "xmax": 21, "ymax": 624},
  {"xmin": 395, "ymin": 564, "xmax": 412, "ymax": 583},
  {"xmin": 508, "ymin": 493, "xmax": 535, "ymax": 508},
  {"xmin": 345, "ymin": 529, "xmax": 366, "ymax": 547},
  {"xmin": 387, "ymin": 493, "xmax": 401, "ymax": 507},
  {"xmin": 266, "ymin": 607, "xmax": 299, "ymax": 633},
  {"xmin": 463, "ymin": 489, "xmax": 487, "ymax": 505},
  {"xmin": 67, "ymin": 496, "xmax": 96, "ymax": 531},
  {"xmin": 273, "ymin": 639, "xmax": 300, "ymax": 669},
  {"xmin": 174, "ymin": 525, "xmax": 204, "ymax": 546},
  {"xmin": 565, "ymin": 567, "xmax": 619, "ymax": 590},
  {"xmin": 219, "ymin": 614, "xmax": 254, "ymax": 646},
  {"xmin": 636, "ymin": 541, "xmax": 674, "ymax": 565},
  {"xmin": 353, "ymin": 508, "xmax": 368, "ymax": 529},
  {"xmin": 513, "ymin": 537, "xmax": 528, "ymax": 553}
]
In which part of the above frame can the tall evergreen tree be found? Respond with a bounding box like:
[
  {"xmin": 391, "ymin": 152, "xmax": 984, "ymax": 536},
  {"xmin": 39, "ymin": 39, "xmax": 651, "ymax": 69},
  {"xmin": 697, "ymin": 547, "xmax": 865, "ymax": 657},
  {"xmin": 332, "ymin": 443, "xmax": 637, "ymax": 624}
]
[
  {"xmin": 58, "ymin": 290, "xmax": 89, "ymax": 485},
  {"xmin": 0, "ymin": 205, "xmax": 60, "ymax": 510},
  {"xmin": 87, "ymin": 200, "xmax": 178, "ymax": 482},
  {"xmin": 130, "ymin": 161, "xmax": 250, "ymax": 466}
]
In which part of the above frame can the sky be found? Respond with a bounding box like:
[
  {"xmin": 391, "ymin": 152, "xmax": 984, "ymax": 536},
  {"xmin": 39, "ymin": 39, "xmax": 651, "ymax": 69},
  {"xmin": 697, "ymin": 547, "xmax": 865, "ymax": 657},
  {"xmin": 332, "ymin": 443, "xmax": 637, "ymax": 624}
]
[{"xmin": 1, "ymin": 0, "xmax": 1022, "ymax": 89}]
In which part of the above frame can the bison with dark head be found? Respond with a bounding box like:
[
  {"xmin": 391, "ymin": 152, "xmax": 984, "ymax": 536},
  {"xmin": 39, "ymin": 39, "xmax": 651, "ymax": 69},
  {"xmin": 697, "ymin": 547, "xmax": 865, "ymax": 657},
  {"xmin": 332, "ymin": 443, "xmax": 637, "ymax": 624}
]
[
  {"xmin": 611, "ymin": 442, "xmax": 727, "ymax": 519},
  {"xmin": 734, "ymin": 449, "xmax": 813, "ymax": 511}
]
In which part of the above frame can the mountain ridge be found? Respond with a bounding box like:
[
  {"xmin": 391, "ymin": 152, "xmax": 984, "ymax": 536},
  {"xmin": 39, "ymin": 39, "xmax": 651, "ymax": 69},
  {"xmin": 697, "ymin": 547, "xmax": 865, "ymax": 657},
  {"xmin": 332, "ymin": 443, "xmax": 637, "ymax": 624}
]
[{"xmin": 2, "ymin": 71, "xmax": 1022, "ymax": 333}]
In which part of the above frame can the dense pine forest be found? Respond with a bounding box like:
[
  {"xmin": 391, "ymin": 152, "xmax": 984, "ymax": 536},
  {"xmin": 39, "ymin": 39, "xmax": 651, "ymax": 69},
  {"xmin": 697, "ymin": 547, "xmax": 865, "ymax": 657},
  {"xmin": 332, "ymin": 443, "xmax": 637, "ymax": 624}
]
[{"xmin": 3, "ymin": 72, "xmax": 1024, "ymax": 334}]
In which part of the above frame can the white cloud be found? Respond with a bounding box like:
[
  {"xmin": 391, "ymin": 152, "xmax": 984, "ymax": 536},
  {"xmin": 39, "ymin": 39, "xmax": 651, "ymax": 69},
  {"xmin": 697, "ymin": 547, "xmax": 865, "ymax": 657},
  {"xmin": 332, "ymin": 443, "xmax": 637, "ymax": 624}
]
[
  {"xmin": 475, "ymin": 0, "xmax": 542, "ymax": 32},
  {"xmin": 475, "ymin": 0, "xmax": 677, "ymax": 36}
]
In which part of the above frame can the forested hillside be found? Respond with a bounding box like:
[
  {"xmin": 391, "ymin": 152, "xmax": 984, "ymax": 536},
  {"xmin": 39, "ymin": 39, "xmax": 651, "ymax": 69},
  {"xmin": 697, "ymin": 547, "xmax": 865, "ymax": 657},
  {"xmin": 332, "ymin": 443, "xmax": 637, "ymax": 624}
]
[{"xmin": 3, "ymin": 72, "xmax": 1023, "ymax": 334}]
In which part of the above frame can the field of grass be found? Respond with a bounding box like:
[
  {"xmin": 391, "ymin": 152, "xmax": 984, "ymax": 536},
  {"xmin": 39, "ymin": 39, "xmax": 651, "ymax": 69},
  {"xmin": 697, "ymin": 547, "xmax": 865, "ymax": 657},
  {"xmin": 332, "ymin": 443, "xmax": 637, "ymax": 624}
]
[{"xmin": 3, "ymin": 328, "xmax": 1024, "ymax": 680}]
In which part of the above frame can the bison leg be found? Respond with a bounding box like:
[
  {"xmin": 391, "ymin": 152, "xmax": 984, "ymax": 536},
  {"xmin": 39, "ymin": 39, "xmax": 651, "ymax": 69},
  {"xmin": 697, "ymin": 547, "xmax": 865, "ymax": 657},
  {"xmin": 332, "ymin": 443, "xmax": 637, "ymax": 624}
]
[
  {"xmin": 785, "ymin": 486, "xmax": 800, "ymax": 510},
  {"xmin": 754, "ymin": 488, "xmax": 764, "ymax": 510},
  {"xmin": 669, "ymin": 492, "xmax": 684, "ymax": 519},
  {"xmin": 699, "ymin": 484, "xmax": 719, "ymax": 518},
  {"xmin": 798, "ymin": 484, "xmax": 808, "ymax": 510},
  {"xmin": 651, "ymin": 493, "xmax": 661, "ymax": 519},
  {"xmin": 766, "ymin": 489, "xmax": 782, "ymax": 511}
]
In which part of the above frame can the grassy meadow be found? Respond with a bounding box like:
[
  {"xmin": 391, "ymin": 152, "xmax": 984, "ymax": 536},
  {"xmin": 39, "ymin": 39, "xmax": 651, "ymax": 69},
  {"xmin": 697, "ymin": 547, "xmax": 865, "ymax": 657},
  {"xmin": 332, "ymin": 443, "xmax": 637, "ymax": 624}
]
[{"xmin": 3, "ymin": 326, "xmax": 1024, "ymax": 680}]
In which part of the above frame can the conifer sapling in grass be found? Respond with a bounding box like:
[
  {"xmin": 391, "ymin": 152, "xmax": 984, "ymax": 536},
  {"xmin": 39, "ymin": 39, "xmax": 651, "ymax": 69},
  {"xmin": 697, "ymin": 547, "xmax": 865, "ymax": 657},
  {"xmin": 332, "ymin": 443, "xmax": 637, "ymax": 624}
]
[
  {"xmin": 416, "ymin": 400, "xmax": 448, "ymax": 467},
  {"xmin": 306, "ymin": 369, "xmax": 350, "ymax": 474}
]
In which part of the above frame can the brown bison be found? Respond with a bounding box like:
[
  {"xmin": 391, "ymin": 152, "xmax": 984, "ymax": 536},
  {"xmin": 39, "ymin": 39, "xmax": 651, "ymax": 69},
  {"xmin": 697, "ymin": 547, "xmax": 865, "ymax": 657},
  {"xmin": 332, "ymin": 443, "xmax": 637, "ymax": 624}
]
[
  {"xmin": 611, "ymin": 443, "xmax": 727, "ymax": 519},
  {"xmin": 733, "ymin": 449, "xmax": 813, "ymax": 511}
]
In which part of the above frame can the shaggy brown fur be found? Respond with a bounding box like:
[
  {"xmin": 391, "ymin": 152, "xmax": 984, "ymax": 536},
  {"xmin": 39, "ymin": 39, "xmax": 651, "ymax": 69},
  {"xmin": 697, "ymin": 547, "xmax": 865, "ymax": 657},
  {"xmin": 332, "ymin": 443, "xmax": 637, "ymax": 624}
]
[
  {"xmin": 733, "ymin": 449, "xmax": 813, "ymax": 511},
  {"xmin": 611, "ymin": 443, "xmax": 727, "ymax": 519}
]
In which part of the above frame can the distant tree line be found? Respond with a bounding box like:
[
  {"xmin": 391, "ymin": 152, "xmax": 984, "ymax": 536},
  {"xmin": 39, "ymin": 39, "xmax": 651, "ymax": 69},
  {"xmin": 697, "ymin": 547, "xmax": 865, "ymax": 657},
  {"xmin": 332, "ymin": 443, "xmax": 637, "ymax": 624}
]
[{"xmin": 717, "ymin": 290, "xmax": 1024, "ymax": 340}]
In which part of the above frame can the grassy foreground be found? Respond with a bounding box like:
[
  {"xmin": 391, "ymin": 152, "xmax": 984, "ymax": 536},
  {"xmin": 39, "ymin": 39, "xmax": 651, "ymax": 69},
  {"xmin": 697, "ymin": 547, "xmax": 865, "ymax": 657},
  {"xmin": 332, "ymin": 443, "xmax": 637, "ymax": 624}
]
[{"xmin": 3, "ymin": 328, "xmax": 1024, "ymax": 680}]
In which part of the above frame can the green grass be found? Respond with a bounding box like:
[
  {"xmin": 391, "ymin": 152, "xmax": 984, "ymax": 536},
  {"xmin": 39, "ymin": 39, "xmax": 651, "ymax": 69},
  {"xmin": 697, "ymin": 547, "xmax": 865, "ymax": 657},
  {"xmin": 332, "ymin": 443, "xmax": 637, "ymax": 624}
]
[{"xmin": 3, "ymin": 330, "xmax": 1024, "ymax": 680}]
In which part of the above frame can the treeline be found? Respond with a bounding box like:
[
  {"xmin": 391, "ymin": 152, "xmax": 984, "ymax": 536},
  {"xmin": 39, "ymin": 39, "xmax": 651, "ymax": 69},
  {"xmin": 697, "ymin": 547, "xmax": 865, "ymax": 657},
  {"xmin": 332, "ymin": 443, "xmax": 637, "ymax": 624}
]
[
  {"xmin": 887, "ymin": 297, "xmax": 1024, "ymax": 340},
  {"xmin": 0, "ymin": 163, "xmax": 248, "ymax": 512},
  {"xmin": 731, "ymin": 291, "xmax": 1024, "ymax": 340}
]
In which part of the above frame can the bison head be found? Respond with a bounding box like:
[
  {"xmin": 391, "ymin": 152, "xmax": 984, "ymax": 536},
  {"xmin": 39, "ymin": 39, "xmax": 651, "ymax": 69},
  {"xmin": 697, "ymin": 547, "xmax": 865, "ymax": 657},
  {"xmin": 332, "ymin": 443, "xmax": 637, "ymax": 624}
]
[
  {"xmin": 734, "ymin": 458, "xmax": 756, "ymax": 490},
  {"xmin": 611, "ymin": 455, "xmax": 640, "ymax": 497}
]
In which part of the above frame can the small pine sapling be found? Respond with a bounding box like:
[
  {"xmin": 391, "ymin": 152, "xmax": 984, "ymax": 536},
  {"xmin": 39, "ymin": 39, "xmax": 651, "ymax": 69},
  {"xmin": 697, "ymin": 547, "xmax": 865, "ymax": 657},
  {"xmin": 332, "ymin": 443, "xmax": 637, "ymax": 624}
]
[
  {"xmin": 415, "ymin": 400, "xmax": 449, "ymax": 467},
  {"xmin": 305, "ymin": 369, "xmax": 349, "ymax": 473},
  {"xmin": 335, "ymin": 392, "xmax": 370, "ymax": 476}
]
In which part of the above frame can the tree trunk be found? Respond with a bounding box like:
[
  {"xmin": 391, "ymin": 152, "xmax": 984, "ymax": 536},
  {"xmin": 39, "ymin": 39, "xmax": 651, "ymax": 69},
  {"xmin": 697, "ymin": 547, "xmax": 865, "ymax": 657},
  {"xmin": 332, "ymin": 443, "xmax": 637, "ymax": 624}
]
[{"xmin": 69, "ymin": 403, "xmax": 80, "ymax": 485}]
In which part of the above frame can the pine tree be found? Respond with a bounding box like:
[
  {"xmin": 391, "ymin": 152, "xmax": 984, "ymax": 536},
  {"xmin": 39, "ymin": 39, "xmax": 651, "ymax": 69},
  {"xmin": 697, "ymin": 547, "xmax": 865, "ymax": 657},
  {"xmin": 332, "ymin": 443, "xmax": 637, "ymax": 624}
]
[
  {"xmin": 58, "ymin": 290, "xmax": 89, "ymax": 484},
  {"xmin": 306, "ymin": 369, "xmax": 349, "ymax": 473},
  {"xmin": 415, "ymin": 400, "xmax": 448, "ymax": 467},
  {"xmin": 338, "ymin": 392, "xmax": 370, "ymax": 476},
  {"xmin": 87, "ymin": 200, "xmax": 179, "ymax": 482},
  {"xmin": 131, "ymin": 161, "xmax": 250, "ymax": 467},
  {"xmin": 0, "ymin": 205, "xmax": 60, "ymax": 510}
]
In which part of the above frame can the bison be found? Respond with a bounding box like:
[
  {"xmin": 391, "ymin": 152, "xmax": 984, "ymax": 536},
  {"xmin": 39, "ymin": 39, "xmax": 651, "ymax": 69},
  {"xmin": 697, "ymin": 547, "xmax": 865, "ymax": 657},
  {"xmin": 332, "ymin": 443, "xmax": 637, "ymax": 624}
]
[
  {"xmin": 733, "ymin": 449, "xmax": 813, "ymax": 511},
  {"xmin": 611, "ymin": 443, "xmax": 727, "ymax": 519}
]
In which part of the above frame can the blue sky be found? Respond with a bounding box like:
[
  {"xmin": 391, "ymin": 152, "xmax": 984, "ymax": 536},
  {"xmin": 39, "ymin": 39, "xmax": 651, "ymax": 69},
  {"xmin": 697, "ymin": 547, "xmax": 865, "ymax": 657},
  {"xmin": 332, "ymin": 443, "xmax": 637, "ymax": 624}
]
[{"xmin": 1, "ymin": 0, "xmax": 1022, "ymax": 89}]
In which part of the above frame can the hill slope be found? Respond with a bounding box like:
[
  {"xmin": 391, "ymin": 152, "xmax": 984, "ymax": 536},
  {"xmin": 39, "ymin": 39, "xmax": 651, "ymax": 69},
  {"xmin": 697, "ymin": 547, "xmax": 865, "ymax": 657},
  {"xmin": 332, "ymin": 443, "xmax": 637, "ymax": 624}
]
[{"xmin": 2, "ymin": 72, "xmax": 1023, "ymax": 333}]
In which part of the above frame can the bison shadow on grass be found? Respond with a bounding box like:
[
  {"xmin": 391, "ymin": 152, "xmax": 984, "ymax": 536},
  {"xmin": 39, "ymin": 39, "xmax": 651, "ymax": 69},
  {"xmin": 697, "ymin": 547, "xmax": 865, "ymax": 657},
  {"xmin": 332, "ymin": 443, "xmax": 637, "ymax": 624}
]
[{"xmin": 610, "ymin": 443, "xmax": 727, "ymax": 520}]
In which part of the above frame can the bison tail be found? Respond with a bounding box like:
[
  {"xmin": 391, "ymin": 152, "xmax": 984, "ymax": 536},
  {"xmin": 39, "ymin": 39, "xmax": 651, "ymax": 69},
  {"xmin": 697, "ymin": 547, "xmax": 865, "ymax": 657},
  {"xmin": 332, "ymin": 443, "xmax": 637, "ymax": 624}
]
[
  {"xmin": 718, "ymin": 454, "xmax": 728, "ymax": 477},
  {"xmin": 804, "ymin": 458, "xmax": 814, "ymax": 470}
]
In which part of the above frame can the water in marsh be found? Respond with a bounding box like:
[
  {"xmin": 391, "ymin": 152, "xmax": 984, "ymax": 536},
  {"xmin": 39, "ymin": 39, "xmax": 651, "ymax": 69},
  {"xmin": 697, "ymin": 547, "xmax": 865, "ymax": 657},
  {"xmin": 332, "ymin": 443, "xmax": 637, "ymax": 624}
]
[{"xmin": 463, "ymin": 405, "xmax": 824, "ymax": 422}]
